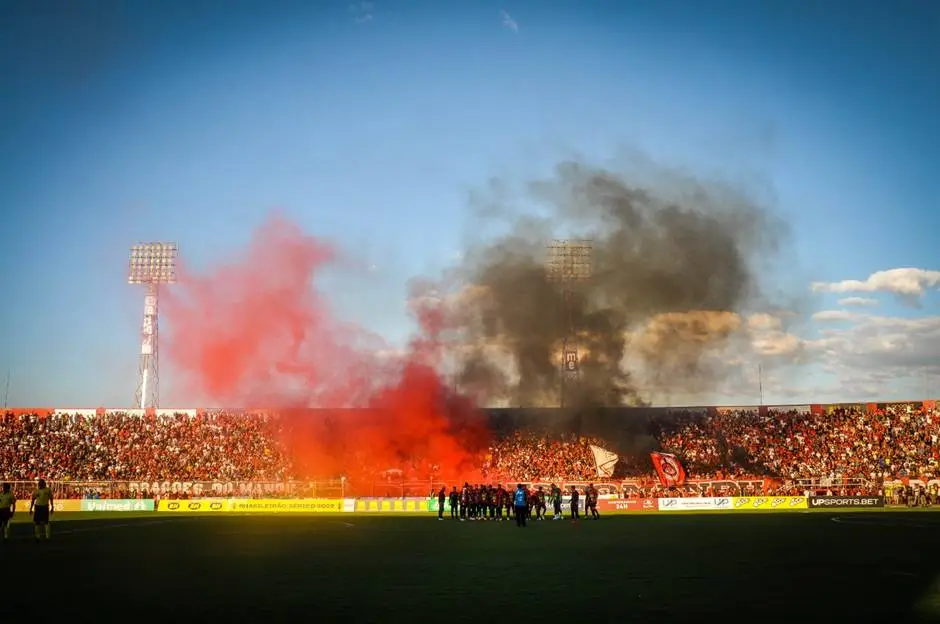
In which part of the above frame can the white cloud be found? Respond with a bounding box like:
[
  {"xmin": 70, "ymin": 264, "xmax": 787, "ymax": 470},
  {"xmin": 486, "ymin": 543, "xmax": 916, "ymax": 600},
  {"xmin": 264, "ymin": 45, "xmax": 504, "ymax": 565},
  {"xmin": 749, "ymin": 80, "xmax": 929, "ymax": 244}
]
[
  {"xmin": 350, "ymin": 1, "xmax": 374, "ymax": 24},
  {"xmin": 500, "ymin": 10, "xmax": 518, "ymax": 33},
  {"xmin": 812, "ymin": 268, "xmax": 940, "ymax": 307},
  {"xmin": 400, "ymin": 281, "xmax": 939, "ymax": 406},
  {"xmin": 812, "ymin": 310, "xmax": 858, "ymax": 322},
  {"xmin": 838, "ymin": 297, "xmax": 879, "ymax": 307}
]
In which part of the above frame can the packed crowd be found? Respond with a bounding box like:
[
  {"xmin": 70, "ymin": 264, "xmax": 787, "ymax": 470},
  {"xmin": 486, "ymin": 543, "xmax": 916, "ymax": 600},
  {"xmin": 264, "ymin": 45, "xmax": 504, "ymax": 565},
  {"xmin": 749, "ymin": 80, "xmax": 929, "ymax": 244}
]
[
  {"xmin": 0, "ymin": 411, "xmax": 290, "ymax": 482},
  {"xmin": 658, "ymin": 404, "xmax": 939, "ymax": 482},
  {"xmin": 480, "ymin": 432, "xmax": 604, "ymax": 481},
  {"xmin": 1, "ymin": 403, "xmax": 937, "ymax": 488}
]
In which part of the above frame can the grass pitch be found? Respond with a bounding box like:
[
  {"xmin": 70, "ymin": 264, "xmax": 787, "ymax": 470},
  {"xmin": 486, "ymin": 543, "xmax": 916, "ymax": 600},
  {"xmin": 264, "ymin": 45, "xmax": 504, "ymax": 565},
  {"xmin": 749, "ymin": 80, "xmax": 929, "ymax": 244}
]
[{"xmin": 5, "ymin": 511, "xmax": 940, "ymax": 623}]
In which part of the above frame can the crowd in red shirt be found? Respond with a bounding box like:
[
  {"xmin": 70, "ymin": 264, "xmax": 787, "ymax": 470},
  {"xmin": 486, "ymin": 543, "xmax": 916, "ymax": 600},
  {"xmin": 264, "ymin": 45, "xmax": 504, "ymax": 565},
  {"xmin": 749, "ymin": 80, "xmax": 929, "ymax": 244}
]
[
  {"xmin": 659, "ymin": 404, "xmax": 939, "ymax": 482},
  {"xmin": 0, "ymin": 411, "xmax": 289, "ymax": 482},
  {"xmin": 1, "ymin": 404, "xmax": 937, "ymax": 485}
]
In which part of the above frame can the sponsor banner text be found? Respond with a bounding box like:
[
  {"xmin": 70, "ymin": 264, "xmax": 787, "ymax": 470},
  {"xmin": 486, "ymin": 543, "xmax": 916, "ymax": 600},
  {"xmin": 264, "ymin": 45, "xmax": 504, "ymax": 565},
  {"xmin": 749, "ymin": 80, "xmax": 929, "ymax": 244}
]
[
  {"xmin": 657, "ymin": 497, "xmax": 732, "ymax": 511},
  {"xmin": 82, "ymin": 499, "xmax": 155, "ymax": 512},
  {"xmin": 731, "ymin": 496, "xmax": 808, "ymax": 510},
  {"xmin": 158, "ymin": 499, "xmax": 232, "ymax": 513},
  {"xmin": 230, "ymin": 499, "xmax": 343, "ymax": 513},
  {"xmin": 807, "ymin": 496, "xmax": 885, "ymax": 509},
  {"xmin": 596, "ymin": 498, "xmax": 657, "ymax": 512}
]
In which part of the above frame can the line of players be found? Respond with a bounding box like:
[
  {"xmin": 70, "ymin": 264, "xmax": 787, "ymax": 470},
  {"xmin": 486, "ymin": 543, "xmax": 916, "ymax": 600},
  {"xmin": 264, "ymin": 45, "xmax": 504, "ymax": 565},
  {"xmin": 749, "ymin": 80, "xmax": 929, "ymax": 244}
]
[{"xmin": 437, "ymin": 483, "xmax": 602, "ymax": 522}]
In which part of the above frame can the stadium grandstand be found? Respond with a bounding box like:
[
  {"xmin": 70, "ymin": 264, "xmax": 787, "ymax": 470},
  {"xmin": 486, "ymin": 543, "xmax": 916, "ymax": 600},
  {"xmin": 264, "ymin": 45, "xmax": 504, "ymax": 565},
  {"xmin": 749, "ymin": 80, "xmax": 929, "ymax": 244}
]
[{"xmin": 3, "ymin": 401, "xmax": 937, "ymax": 505}]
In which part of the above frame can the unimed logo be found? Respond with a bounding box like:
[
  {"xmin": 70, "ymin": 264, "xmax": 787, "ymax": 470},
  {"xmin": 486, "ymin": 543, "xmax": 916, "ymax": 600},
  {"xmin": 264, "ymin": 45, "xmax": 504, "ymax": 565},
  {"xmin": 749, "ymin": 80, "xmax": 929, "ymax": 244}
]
[{"xmin": 662, "ymin": 499, "xmax": 677, "ymax": 507}]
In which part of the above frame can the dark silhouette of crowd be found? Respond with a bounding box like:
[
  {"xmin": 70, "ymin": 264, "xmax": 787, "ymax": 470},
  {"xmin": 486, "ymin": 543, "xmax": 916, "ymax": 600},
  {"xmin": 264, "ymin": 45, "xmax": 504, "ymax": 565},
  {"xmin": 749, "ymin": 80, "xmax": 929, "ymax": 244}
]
[{"xmin": 2, "ymin": 403, "xmax": 937, "ymax": 487}]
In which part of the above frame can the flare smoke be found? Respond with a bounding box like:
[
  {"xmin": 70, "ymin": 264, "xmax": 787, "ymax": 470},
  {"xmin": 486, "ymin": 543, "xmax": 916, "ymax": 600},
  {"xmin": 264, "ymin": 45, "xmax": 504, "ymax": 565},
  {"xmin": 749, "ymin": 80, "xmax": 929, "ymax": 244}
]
[{"xmin": 450, "ymin": 160, "xmax": 787, "ymax": 407}]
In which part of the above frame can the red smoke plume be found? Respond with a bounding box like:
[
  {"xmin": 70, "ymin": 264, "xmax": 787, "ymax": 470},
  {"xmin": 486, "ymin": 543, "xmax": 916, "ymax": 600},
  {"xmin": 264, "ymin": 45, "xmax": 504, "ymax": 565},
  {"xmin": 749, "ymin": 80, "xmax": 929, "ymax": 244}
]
[{"xmin": 162, "ymin": 214, "xmax": 490, "ymax": 482}]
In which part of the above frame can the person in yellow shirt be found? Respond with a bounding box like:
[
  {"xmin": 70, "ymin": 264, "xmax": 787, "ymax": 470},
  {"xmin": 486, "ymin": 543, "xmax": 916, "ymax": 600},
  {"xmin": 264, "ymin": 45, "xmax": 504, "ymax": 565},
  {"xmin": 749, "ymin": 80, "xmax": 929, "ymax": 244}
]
[
  {"xmin": 30, "ymin": 479, "xmax": 54, "ymax": 542},
  {"xmin": 0, "ymin": 482, "xmax": 15, "ymax": 542}
]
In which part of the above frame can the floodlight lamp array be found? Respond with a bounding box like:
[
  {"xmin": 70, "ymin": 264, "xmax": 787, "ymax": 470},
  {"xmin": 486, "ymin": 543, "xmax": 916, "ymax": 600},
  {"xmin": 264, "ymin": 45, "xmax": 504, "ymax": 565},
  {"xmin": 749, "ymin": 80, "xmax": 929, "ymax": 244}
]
[
  {"xmin": 128, "ymin": 242, "xmax": 178, "ymax": 284},
  {"xmin": 546, "ymin": 240, "xmax": 592, "ymax": 283}
]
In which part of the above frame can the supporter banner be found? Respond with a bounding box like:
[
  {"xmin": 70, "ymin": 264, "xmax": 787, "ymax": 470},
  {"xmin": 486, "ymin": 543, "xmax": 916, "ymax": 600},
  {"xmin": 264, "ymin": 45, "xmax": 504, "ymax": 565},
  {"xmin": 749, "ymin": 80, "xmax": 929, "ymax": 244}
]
[
  {"xmin": 81, "ymin": 499, "xmax": 155, "ymax": 512},
  {"xmin": 650, "ymin": 452, "xmax": 687, "ymax": 487},
  {"xmin": 158, "ymin": 499, "xmax": 232, "ymax": 513},
  {"xmin": 230, "ymin": 499, "xmax": 343, "ymax": 513},
  {"xmin": 597, "ymin": 498, "xmax": 657, "ymax": 512},
  {"xmin": 358, "ymin": 497, "xmax": 427, "ymax": 512},
  {"xmin": 657, "ymin": 497, "xmax": 732, "ymax": 511},
  {"xmin": 731, "ymin": 496, "xmax": 808, "ymax": 511},
  {"xmin": 807, "ymin": 496, "xmax": 884, "ymax": 509},
  {"xmin": 589, "ymin": 445, "xmax": 619, "ymax": 478}
]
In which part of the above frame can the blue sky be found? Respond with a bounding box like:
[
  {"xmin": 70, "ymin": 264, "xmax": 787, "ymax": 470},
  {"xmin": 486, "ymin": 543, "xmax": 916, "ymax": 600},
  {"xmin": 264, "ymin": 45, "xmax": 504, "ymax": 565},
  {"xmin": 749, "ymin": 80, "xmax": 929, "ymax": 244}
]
[{"xmin": 1, "ymin": 0, "xmax": 938, "ymax": 408}]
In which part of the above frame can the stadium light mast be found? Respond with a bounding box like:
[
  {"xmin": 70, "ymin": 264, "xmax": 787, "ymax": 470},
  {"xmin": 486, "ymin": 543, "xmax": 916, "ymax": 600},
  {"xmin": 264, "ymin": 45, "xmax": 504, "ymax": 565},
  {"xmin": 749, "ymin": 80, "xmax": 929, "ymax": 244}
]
[
  {"xmin": 546, "ymin": 239, "xmax": 592, "ymax": 409},
  {"xmin": 128, "ymin": 242, "xmax": 178, "ymax": 410}
]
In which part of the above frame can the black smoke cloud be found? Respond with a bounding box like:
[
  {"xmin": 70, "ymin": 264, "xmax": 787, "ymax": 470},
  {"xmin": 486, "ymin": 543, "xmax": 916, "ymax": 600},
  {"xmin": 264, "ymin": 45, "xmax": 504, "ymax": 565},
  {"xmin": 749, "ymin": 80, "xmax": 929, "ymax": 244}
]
[{"xmin": 448, "ymin": 159, "xmax": 789, "ymax": 408}]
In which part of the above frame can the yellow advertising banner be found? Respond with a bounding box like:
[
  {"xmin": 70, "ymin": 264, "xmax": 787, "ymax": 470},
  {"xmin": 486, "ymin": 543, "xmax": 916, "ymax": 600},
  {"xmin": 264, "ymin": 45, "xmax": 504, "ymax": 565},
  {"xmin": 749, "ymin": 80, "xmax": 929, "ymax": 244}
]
[
  {"xmin": 229, "ymin": 499, "xmax": 343, "ymax": 513},
  {"xmin": 9, "ymin": 499, "xmax": 81, "ymax": 516},
  {"xmin": 731, "ymin": 496, "xmax": 808, "ymax": 511},
  {"xmin": 158, "ymin": 499, "xmax": 231, "ymax": 513},
  {"xmin": 356, "ymin": 497, "xmax": 426, "ymax": 512}
]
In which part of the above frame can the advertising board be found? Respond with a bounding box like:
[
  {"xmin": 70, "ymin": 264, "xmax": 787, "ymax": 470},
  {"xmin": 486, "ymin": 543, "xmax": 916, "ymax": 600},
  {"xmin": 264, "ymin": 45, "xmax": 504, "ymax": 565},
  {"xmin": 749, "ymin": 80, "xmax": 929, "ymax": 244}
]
[
  {"xmin": 15, "ymin": 500, "xmax": 83, "ymax": 513},
  {"xmin": 359, "ymin": 497, "xmax": 426, "ymax": 512},
  {"xmin": 229, "ymin": 499, "xmax": 345, "ymax": 513},
  {"xmin": 596, "ymin": 498, "xmax": 657, "ymax": 512},
  {"xmin": 807, "ymin": 496, "xmax": 884, "ymax": 509},
  {"xmin": 657, "ymin": 497, "xmax": 732, "ymax": 511},
  {"xmin": 81, "ymin": 499, "xmax": 155, "ymax": 512},
  {"xmin": 158, "ymin": 499, "xmax": 232, "ymax": 513},
  {"xmin": 731, "ymin": 496, "xmax": 808, "ymax": 510}
]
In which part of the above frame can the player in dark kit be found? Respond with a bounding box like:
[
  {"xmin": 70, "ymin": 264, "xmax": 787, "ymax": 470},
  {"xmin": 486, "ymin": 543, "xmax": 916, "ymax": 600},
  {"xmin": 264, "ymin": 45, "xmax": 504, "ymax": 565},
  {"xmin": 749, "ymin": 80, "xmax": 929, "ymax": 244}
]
[
  {"xmin": 449, "ymin": 486, "xmax": 460, "ymax": 519},
  {"xmin": 495, "ymin": 485, "xmax": 505, "ymax": 521},
  {"xmin": 569, "ymin": 486, "xmax": 580, "ymax": 521},
  {"xmin": 472, "ymin": 485, "xmax": 482, "ymax": 520},
  {"xmin": 30, "ymin": 479, "xmax": 53, "ymax": 542},
  {"xmin": 586, "ymin": 484, "xmax": 600, "ymax": 519},
  {"xmin": 0, "ymin": 482, "xmax": 15, "ymax": 542},
  {"xmin": 535, "ymin": 486, "xmax": 547, "ymax": 521},
  {"xmin": 512, "ymin": 484, "xmax": 527, "ymax": 527},
  {"xmin": 437, "ymin": 487, "xmax": 447, "ymax": 520},
  {"xmin": 550, "ymin": 483, "xmax": 563, "ymax": 520},
  {"xmin": 460, "ymin": 483, "xmax": 470, "ymax": 521}
]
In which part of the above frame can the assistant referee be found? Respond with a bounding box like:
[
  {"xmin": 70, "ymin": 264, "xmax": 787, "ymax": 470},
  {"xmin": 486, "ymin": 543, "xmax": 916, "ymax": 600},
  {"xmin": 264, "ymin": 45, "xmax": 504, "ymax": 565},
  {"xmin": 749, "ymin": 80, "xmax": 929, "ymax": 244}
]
[{"xmin": 30, "ymin": 479, "xmax": 54, "ymax": 543}]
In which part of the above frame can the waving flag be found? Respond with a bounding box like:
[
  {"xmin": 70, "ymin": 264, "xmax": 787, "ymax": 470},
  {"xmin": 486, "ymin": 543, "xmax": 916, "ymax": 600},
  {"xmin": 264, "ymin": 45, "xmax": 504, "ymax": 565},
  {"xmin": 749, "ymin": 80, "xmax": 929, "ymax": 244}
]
[
  {"xmin": 650, "ymin": 452, "xmax": 687, "ymax": 487},
  {"xmin": 589, "ymin": 445, "xmax": 619, "ymax": 478}
]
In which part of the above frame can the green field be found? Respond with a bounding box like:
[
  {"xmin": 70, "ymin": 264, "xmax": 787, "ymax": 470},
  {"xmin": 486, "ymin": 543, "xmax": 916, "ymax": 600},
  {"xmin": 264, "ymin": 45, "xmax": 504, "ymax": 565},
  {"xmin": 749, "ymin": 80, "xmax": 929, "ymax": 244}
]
[{"xmin": 4, "ymin": 511, "xmax": 940, "ymax": 623}]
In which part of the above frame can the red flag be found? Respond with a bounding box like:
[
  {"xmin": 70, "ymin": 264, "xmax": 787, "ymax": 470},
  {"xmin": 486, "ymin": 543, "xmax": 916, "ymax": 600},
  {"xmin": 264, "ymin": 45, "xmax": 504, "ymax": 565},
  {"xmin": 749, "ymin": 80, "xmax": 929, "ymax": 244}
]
[{"xmin": 650, "ymin": 452, "xmax": 687, "ymax": 487}]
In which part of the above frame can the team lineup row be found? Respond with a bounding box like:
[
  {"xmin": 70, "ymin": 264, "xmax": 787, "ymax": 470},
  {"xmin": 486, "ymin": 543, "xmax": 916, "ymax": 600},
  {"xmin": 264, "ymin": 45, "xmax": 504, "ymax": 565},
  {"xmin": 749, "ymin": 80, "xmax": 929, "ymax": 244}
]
[{"xmin": 435, "ymin": 483, "xmax": 603, "ymax": 526}]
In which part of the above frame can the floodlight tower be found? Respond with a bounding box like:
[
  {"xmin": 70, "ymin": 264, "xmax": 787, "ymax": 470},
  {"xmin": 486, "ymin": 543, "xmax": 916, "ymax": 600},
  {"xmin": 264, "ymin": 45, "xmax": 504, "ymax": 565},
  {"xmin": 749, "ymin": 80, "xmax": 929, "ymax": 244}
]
[
  {"xmin": 545, "ymin": 239, "xmax": 592, "ymax": 408},
  {"xmin": 128, "ymin": 242, "xmax": 178, "ymax": 410}
]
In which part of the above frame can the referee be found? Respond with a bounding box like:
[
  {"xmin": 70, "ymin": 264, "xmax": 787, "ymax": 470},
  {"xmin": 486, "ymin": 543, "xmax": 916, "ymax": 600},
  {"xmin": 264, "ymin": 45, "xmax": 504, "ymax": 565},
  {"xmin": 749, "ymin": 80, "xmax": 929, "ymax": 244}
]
[
  {"xmin": 30, "ymin": 479, "xmax": 54, "ymax": 543},
  {"xmin": 513, "ymin": 484, "xmax": 528, "ymax": 528}
]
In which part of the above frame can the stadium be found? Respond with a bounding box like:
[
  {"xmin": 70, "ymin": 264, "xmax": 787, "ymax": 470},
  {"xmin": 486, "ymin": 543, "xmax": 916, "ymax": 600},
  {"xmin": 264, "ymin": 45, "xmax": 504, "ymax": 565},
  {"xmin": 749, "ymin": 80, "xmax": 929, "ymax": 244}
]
[
  {"xmin": 4, "ymin": 2, "xmax": 940, "ymax": 623},
  {"xmin": 3, "ymin": 402, "xmax": 940, "ymax": 622}
]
